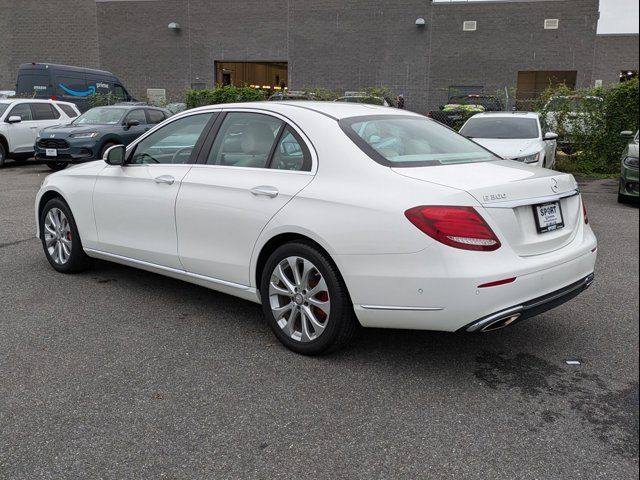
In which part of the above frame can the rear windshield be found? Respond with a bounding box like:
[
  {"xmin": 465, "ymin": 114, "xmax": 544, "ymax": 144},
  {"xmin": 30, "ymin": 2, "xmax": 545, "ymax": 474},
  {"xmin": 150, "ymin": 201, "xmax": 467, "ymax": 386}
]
[
  {"xmin": 73, "ymin": 107, "xmax": 126, "ymax": 125},
  {"xmin": 0, "ymin": 103, "xmax": 9, "ymax": 117},
  {"xmin": 340, "ymin": 115, "xmax": 498, "ymax": 167},
  {"xmin": 460, "ymin": 117, "xmax": 540, "ymax": 139}
]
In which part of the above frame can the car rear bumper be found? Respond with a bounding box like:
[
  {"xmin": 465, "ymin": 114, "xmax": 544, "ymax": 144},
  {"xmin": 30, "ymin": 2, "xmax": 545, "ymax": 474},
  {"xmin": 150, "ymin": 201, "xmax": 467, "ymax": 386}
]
[
  {"xmin": 458, "ymin": 273, "xmax": 594, "ymax": 333},
  {"xmin": 340, "ymin": 224, "xmax": 597, "ymax": 332}
]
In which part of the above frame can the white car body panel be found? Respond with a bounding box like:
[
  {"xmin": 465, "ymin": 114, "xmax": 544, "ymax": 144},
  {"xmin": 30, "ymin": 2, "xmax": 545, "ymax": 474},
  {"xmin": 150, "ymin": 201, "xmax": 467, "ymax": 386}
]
[{"xmin": 35, "ymin": 102, "xmax": 597, "ymax": 334}]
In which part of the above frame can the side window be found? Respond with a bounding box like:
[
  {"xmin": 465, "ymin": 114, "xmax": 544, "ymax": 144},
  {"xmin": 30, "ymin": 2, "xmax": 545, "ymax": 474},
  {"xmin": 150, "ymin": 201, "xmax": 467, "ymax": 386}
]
[
  {"xmin": 125, "ymin": 109, "xmax": 147, "ymax": 125},
  {"xmin": 113, "ymin": 85, "xmax": 126, "ymax": 101},
  {"xmin": 8, "ymin": 103, "xmax": 33, "ymax": 121},
  {"xmin": 146, "ymin": 109, "xmax": 166, "ymax": 124},
  {"xmin": 271, "ymin": 126, "xmax": 312, "ymax": 172},
  {"xmin": 129, "ymin": 113, "xmax": 213, "ymax": 165},
  {"xmin": 57, "ymin": 103, "xmax": 79, "ymax": 118},
  {"xmin": 31, "ymin": 103, "xmax": 60, "ymax": 120},
  {"xmin": 207, "ymin": 112, "xmax": 283, "ymax": 168}
]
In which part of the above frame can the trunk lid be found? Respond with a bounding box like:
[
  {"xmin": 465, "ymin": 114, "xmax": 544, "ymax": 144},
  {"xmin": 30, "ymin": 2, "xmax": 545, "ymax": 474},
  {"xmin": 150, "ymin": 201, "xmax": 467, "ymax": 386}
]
[{"xmin": 392, "ymin": 160, "xmax": 582, "ymax": 257}]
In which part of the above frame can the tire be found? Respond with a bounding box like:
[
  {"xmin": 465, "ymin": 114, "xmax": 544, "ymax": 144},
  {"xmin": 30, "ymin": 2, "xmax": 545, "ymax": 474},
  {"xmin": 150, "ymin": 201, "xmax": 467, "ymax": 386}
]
[
  {"xmin": 260, "ymin": 241, "xmax": 358, "ymax": 355},
  {"xmin": 100, "ymin": 142, "xmax": 116, "ymax": 159},
  {"xmin": 0, "ymin": 142, "xmax": 6, "ymax": 168},
  {"xmin": 40, "ymin": 197, "xmax": 92, "ymax": 273},
  {"xmin": 47, "ymin": 162, "xmax": 68, "ymax": 171}
]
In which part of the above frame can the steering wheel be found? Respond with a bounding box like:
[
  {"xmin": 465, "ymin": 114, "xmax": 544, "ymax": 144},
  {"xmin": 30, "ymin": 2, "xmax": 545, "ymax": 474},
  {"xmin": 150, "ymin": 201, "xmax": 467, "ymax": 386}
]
[{"xmin": 171, "ymin": 147, "xmax": 193, "ymax": 164}]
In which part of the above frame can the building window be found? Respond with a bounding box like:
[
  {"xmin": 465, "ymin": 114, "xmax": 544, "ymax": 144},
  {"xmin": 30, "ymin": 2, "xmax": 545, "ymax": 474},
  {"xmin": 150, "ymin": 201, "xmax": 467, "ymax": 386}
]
[
  {"xmin": 544, "ymin": 19, "xmax": 559, "ymax": 30},
  {"xmin": 463, "ymin": 21, "xmax": 477, "ymax": 31}
]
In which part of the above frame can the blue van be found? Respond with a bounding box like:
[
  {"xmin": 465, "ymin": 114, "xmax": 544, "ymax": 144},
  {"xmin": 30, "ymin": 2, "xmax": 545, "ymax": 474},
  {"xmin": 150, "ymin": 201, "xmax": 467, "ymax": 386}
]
[{"xmin": 15, "ymin": 63, "xmax": 135, "ymax": 112}]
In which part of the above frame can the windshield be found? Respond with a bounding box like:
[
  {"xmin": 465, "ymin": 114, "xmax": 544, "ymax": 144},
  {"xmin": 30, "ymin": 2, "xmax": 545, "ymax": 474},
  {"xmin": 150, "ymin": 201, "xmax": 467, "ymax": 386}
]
[
  {"xmin": 73, "ymin": 107, "xmax": 126, "ymax": 125},
  {"xmin": 0, "ymin": 103, "xmax": 10, "ymax": 117},
  {"xmin": 341, "ymin": 115, "xmax": 498, "ymax": 167},
  {"xmin": 460, "ymin": 117, "xmax": 540, "ymax": 139}
]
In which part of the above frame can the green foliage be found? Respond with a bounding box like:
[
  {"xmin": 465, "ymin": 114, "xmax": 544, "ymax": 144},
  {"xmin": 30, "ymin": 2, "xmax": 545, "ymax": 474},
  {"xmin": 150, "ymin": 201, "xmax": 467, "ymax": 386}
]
[
  {"xmin": 536, "ymin": 79, "xmax": 639, "ymax": 175},
  {"xmin": 87, "ymin": 93, "xmax": 120, "ymax": 108},
  {"xmin": 185, "ymin": 85, "xmax": 266, "ymax": 109}
]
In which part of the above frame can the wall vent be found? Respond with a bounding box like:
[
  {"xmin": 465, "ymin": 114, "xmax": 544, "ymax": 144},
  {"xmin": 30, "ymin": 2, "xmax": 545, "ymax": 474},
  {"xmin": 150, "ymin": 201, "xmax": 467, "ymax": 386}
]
[
  {"xmin": 463, "ymin": 21, "xmax": 477, "ymax": 32},
  {"xmin": 544, "ymin": 19, "xmax": 560, "ymax": 30}
]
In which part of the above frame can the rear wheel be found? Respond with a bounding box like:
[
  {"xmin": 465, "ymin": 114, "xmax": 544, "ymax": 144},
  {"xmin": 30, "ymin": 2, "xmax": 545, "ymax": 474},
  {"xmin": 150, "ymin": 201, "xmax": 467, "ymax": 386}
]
[
  {"xmin": 40, "ymin": 198, "xmax": 92, "ymax": 273},
  {"xmin": 47, "ymin": 162, "xmax": 68, "ymax": 171},
  {"xmin": 260, "ymin": 242, "xmax": 358, "ymax": 355}
]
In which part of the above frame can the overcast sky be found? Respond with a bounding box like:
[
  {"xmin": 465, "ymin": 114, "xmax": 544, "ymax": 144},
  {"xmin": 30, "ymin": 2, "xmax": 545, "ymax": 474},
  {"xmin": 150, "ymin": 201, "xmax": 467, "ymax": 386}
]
[{"xmin": 598, "ymin": 0, "xmax": 639, "ymax": 34}]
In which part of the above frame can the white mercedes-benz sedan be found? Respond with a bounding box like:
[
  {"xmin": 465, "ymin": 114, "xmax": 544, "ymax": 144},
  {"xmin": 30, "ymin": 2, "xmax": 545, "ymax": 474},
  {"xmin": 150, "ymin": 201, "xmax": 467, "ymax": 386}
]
[{"xmin": 35, "ymin": 102, "xmax": 597, "ymax": 354}]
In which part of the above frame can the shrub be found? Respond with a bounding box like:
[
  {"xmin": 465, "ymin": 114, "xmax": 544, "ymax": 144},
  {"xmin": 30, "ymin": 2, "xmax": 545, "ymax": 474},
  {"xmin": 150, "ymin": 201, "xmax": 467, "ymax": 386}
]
[
  {"xmin": 185, "ymin": 85, "xmax": 266, "ymax": 109},
  {"xmin": 535, "ymin": 79, "xmax": 638, "ymax": 175}
]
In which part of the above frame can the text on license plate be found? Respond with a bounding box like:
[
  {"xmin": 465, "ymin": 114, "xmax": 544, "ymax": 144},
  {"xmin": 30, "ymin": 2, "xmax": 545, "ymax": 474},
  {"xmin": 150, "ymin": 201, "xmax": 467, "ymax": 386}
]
[
  {"xmin": 534, "ymin": 201, "xmax": 564, "ymax": 233},
  {"xmin": 46, "ymin": 148, "xmax": 57, "ymax": 157}
]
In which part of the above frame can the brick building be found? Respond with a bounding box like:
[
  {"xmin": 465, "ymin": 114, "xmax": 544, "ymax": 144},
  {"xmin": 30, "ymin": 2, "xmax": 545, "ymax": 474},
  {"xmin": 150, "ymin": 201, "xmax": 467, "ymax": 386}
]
[{"xmin": 0, "ymin": 0, "xmax": 637, "ymax": 112}]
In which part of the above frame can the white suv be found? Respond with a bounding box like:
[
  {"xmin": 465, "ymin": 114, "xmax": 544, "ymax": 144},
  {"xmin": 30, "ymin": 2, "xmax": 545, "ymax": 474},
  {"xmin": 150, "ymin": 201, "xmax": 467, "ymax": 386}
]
[{"xmin": 0, "ymin": 99, "xmax": 80, "ymax": 168}]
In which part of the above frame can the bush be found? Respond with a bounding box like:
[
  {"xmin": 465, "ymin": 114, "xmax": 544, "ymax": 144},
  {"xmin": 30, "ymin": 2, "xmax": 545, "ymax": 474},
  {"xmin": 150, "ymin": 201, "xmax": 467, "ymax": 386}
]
[
  {"xmin": 535, "ymin": 79, "xmax": 638, "ymax": 174},
  {"xmin": 185, "ymin": 85, "xmax": 266, "ymax": 109}
]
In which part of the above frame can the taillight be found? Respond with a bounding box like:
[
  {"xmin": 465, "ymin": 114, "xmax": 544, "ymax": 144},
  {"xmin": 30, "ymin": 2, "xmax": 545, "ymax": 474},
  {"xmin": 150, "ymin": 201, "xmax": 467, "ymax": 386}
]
[
  {"xmin": 405, "ymin": 206, "xmax": 501, "ymax": 251},
  {"xmin": 583, "ymin": 202, "xmax": 589, "ymax": 224}
]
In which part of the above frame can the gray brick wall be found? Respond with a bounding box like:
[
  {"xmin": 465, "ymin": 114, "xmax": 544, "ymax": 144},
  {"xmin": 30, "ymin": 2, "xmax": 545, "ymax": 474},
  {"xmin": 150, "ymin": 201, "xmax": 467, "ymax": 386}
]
[
  {"xmin": 592, "ymin": 34, "xmax": 639, "ymax": 85},
  {"xmin": 0, "ymin": 0, "xmax": 99, "ymax": 90},
  {"xmin": 2, "ymin": 0, "xmax": 631, "ymax": 113}
]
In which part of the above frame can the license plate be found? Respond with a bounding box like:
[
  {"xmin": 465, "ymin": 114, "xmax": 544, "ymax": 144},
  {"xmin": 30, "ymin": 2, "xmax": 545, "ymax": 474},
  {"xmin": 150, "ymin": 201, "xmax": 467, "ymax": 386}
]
[
  {"xmin": 533, "ymin": 201, "xmax": 564, "ymax": 233},
  {"xmin": 45, "ymin": 148, "xmax": 57, "ymax": 157}
]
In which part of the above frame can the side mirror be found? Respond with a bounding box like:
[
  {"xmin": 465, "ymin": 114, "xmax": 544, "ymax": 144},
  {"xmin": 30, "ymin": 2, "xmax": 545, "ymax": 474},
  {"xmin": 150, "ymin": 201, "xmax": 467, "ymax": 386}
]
[
  {"xmin": 104, "ymin": 144, "xmax": 126, "ymax": 165},
  {"xmin": 7, "ymin": 115, "xmax": 22, "ymax": 124},
  {"xmin": 621, "ymin": 130, "xmax": 634, "ymax": 138},
  {"xmin": 125, "ymin": 119, "xmax": 140, "ymax": 128},
  {"xmin": 543, "ymin": 132, "xmax": 559, "ymax": 141}
]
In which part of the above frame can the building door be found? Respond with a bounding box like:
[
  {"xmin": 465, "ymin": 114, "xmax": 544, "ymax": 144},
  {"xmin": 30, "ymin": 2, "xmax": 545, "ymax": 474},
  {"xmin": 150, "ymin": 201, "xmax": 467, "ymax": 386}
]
[{"xmin": 517, "ymin": 71, "xmax": 577, "ymax": 103}]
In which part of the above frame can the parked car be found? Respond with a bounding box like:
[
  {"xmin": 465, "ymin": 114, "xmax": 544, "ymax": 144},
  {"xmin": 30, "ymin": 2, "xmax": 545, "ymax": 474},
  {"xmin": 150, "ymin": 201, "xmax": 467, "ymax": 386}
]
[
  {"xmin": 0, "ymin": 90, "xmax": 15, "ymax": 99},
  {"xmin": 618, "ymin": 130, "xmax": 639, "ymax": 204},
  {"xmin": 459, "ymin": 112, "xmax": 558, "ymax": 168},
  {"xmin": 335, "ymin": 92, "xmax": 392, "ymax": 107},
  {"xmin": 544, "ymin": 95, "xmax": 603, "ymax": 152},
  {"xmin": 0, "ymin": 98, "xmax": 80, "ymax": 168},
  {"xmin": 268, "ymin": 91, "xmax": 313, "ymax": 101},
  {"xmin": 34, "ymin": 105, "xmax": 171, "ymax": 171},
  {"xmin": 35, "ymin": 102, "xmax": 597, "ymax": 355},
  {"xmin": 429, "ymin": 94, "xmax": 503, "ymax": 128},
  {"xmin": 15, "ymin": 63, "xmax": 135, "ymax": 113}
]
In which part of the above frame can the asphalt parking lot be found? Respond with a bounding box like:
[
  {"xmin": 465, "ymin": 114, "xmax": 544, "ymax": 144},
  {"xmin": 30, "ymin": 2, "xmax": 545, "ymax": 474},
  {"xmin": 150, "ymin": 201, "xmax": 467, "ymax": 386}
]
[{"xmin": 0, "ymin": 163, "xmax": 638, "ymax": 480}]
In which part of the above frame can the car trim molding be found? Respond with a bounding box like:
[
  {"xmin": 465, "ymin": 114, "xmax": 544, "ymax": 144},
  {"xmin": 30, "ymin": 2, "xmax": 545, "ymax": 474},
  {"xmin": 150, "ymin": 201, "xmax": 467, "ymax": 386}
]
[
  {"xmin": 84, "ymin": 248, "xmax": 254, "ymax": 292},
  {"xmin": 360, "ymin": 305, "xmax": 444, "ymax": 311}
]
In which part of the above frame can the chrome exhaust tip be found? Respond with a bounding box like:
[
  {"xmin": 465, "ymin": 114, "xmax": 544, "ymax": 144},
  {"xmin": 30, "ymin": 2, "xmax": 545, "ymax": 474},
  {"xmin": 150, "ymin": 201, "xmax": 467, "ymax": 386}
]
[{"xmin": 479, "ymin": 313, "xmax": 522, "ymax": 333}]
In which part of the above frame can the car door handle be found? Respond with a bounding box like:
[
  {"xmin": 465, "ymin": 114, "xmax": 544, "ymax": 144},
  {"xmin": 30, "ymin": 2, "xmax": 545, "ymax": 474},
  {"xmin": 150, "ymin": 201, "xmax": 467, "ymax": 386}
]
[
  {"xmin": 154, "ymin": 175, "xmax": 175, "ymax": 185},
  {"xmin": 250, "ymin": 186, "xmax": 279, "ymax": 198}
]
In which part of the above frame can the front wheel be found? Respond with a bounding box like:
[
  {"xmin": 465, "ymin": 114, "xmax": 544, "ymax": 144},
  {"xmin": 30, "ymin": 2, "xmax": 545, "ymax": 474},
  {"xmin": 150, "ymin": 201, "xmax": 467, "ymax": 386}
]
[
  {"xmin": 47, "ymin": 162, "xmax": 68, "ymax": 171},
  {"xmin": 40, "ymin": 198, "xmax": 92, "ymax": 273},
  {"xmin": 260, "ymin": 242, "xmax": 358, "ymax": 355},
  {"xmin": 0, "ymin": 143, "xmax": 6, "ymax": 168}
]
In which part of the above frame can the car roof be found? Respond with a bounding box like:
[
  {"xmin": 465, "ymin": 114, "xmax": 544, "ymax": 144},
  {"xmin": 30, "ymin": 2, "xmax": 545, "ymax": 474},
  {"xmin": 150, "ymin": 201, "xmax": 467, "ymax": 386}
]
[
  {"xmin": 89, "ymin": 105, "xmax": 161, "ymax": 110},
  {"xmin": 0, "ymin": 98, "xmax": 77, "ymax": 105},
  {"xmin": 469, "ymin": 111, "xmax": 540, "ymax": 119},
  {"xmin": 187, "ymin": 101, "xmax": 417, "ymax": 120}
]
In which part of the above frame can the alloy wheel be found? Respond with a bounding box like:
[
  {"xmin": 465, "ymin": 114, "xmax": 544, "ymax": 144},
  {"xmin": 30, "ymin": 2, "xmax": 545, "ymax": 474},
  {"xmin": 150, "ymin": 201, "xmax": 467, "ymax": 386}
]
[
  {"xmin": 268, "ymin": 256, "xmax": 331, "ymax": 343},
  {"xmin": 44, "ymin": 207, "xmax": 72, "ymax": 265}
]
